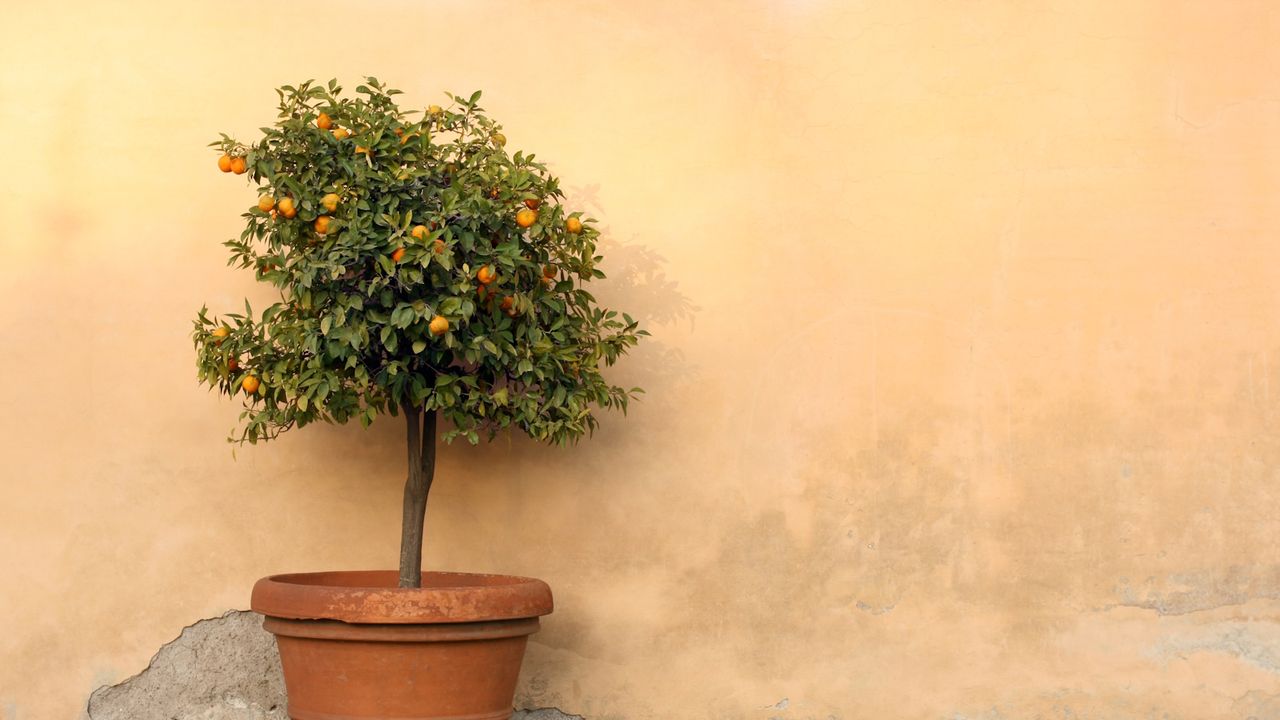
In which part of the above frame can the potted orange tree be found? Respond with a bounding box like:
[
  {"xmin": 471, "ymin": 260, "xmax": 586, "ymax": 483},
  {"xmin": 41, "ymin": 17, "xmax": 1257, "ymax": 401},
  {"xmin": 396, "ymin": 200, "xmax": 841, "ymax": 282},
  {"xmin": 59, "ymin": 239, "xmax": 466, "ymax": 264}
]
[{"xmin": 193, "ymin": 78, "xmax": 644, "ymax": 720}]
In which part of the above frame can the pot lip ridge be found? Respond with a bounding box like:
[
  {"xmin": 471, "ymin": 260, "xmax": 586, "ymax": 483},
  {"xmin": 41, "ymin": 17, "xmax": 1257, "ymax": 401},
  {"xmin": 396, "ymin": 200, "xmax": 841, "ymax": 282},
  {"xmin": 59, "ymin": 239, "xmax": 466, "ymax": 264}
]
[{"xmin": 250, "ymin": 570, "xmax": 554, "ymax": 625}]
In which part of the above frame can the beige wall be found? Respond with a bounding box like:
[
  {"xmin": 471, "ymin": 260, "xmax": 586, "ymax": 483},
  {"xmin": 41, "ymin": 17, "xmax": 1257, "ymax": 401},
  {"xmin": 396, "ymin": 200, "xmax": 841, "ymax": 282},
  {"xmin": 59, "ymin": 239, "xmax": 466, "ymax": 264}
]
[{"xmin": 3, "ymin": 1, "xmax": 1280, "ymax": 718}]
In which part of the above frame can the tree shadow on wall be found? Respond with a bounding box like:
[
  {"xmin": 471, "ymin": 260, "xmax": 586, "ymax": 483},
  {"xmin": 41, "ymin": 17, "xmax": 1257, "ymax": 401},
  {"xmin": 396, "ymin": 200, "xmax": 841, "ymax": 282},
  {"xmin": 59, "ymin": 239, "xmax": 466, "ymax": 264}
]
[{"xmin": 557, "ymin": 181, "xmax": 698, "ymax": 407}]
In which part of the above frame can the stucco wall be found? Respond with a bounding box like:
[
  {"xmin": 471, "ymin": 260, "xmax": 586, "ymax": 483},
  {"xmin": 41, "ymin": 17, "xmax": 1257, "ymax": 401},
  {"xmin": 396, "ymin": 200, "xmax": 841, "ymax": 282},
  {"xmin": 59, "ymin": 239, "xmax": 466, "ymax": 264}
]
[{"xmin": 3, "ymin": 2, "xmax": 1280, "ymax": 718}]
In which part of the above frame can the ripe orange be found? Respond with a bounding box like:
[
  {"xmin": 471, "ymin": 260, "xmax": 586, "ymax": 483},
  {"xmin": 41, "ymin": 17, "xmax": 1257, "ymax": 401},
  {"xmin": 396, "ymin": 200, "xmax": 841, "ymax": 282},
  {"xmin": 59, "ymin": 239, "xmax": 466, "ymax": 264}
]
[
  {"xmin": 257, "ymin": 195, "xmax": 275, "ymax": 212},
  {"xmin": 230, "ymin": 156, "xmax": 247, "ymax": 175},
  {"xmin": 321, "ymin": 193, "xmax": 340, "ymax": 213},
  {"xmin": 565, "ymin": 216, "xmax": 583, "ymax": 234},
  {"xmin": 277, "ymin": 197, "xmax": 297, "ymax": 219},
  {"xmin": 524, "ymin": 198, "xmax": 541, "ymax": 210},
  {"xmin": 241, "ymin": 375, "xmax": 260, "ymax": 394},
  {"xmin": 543, "ymin": 264, "xmax": 556, "ymax": 279},
  {"xmin": 332, "ymin": 128, "xmax": 349, "ymax": 141},
  {"xmin": 433, "ymin": 239, "xmax": 446, "ymax": 254},
  {"xmin": 491, "ymin": 132, "xmax": 506, "ymax": 147},
  {"xmin": 218, "ymin": 154, "xmax": 233, "ymax": 173},
  {"xmin": 228, "ymin": 357, "xmax": 239, "ymax": 371},
  {"xmin": 212, "ymin": 326, "xmax": 230, "ymax": 344},
  {"xmin": 476, "ymin": 284, "xmax": 489, "ymax": 300},
  {"xmin": 429, "ymin": 314, "xmax": 449, "ymax": 336},
  {"xmin": 314, "ymin": 216, "xmax": 331, "ymax": 235},
  {"xmin": 477, "ymin": 265, "xmax": 496, "ymax": 285},
  {"xmin": 392, "ymin": 247, "xmax": 406, "ymax": 263},
  {"xmin": 411, "ymin": 225, "xmax": 429, "ymax": 240},
  {"xmin": 500, "ymin": 296, "xmax": 514, "ymax": 312},
  {"xmin": 317, "ymin": 112, "xmax": 333, "ymax": 130},
  {"xmin": 515, "ymin": 208, "xmax": 537, "ymax": 228}
]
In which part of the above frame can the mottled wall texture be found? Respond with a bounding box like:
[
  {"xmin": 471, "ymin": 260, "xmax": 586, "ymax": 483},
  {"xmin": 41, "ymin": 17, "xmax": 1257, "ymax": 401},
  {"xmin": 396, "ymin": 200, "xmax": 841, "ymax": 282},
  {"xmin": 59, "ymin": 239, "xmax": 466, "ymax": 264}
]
[{"xmin": 2, "ymin": 2, "xmax": 1279, "ymax": 719}]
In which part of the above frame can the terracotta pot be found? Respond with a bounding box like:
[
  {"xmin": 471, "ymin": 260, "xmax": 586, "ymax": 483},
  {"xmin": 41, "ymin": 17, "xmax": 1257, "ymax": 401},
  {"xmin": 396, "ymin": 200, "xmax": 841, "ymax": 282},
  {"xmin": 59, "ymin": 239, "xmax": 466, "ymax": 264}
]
[{"xmin": 251, "ymin": 570, "xmax": 553, "ymax": 720}]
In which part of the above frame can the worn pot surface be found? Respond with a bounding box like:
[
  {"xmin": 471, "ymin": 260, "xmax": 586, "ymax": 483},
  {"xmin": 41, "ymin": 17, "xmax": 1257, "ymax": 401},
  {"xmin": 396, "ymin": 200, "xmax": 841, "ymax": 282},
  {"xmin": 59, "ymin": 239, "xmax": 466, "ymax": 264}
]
[{"xmin": 251, "ymin": 571, "xmax": 554, "ymax": 720}]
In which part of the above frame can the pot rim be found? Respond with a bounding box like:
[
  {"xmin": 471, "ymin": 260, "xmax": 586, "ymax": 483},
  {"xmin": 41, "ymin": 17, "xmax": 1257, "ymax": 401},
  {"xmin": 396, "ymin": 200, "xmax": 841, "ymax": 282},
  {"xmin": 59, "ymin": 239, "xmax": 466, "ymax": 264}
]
[{"xmin": 251, "ymin": 570, "xmax": 554, "ymax": 625}]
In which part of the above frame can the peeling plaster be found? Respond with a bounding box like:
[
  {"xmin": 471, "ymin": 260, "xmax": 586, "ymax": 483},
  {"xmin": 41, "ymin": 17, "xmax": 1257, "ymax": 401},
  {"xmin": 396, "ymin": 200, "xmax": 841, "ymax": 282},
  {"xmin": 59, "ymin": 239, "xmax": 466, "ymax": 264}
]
[
  {"xmin": 87, "ymin": 611, "xmax": 286, "ymax": 720},
  {"xmin": 1150, "ymin": 621, "xmax": 1280, "ymax": 673},
  {"xmin": 1109, "ymin": 567, "xmax": 1280, "ymax": 616}
]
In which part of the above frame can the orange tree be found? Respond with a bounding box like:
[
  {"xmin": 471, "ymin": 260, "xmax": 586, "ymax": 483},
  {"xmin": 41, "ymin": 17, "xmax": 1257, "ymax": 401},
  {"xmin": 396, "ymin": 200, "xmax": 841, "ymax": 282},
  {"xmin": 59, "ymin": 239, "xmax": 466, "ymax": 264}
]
[{"xmin": 193, "ymin": 78, "xmax": 645, "ymax": 587}]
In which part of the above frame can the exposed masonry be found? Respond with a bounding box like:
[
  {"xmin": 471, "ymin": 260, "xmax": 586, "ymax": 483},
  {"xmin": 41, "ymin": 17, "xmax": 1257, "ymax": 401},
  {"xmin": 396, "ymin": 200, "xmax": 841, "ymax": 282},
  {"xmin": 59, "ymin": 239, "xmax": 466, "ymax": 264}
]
[
  {"xmin": 87, "ymin": 611, "xmax": 287, "ymax": 720},
  {"xmin": 86, "ymin": 610, "xmax": 585, "ymax": 720}
]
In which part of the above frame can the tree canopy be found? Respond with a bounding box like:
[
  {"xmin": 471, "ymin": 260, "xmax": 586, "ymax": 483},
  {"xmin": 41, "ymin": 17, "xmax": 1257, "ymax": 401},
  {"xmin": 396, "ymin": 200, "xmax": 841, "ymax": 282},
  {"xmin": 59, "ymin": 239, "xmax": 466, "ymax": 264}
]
[{"xmin": 193, "ymin": 78, "xmax": 645, "ymax": 446}]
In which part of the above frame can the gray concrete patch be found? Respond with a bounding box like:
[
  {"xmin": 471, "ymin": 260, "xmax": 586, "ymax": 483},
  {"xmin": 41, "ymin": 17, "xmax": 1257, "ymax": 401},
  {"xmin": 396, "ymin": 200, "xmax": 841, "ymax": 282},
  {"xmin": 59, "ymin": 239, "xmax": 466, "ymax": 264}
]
[{"xmin": 87, "ymin": 611, "xmax": 287, "ymax": 720}]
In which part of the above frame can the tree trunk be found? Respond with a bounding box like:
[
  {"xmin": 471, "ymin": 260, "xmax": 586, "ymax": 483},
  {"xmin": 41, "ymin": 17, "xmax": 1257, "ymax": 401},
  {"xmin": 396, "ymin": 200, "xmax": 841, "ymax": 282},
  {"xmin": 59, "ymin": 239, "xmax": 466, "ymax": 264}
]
[{"xmin": 398, "ymin": 402, "xmax": 438, "ymax": 588}]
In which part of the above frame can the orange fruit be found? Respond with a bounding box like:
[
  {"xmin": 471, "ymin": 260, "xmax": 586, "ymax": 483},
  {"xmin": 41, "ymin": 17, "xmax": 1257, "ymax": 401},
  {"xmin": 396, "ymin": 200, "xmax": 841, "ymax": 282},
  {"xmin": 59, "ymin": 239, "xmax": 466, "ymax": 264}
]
[
  {"xmin": 477, "ymin": 265, "xmax": 496, "ymax": 285},
  {"xmin": 429, "ymin": 314, "xmax": 449, "ymax": 336},
  {"xmin": 411, "ymin": 225, "xmax": 429, "ymax": 240},
  {"xmin": 228, "ymin": 357, "xmax": 239, "ymax": 371},
  {"xmin": 476, "ymin": 284, "xmax": 489, "ymax": 300},
  {"xmin": 278, "ymin": 197, "xmax": 297, "ymax": 219},
  {"xmin": 257, "ymin": 195, "xmax": 275, "ymax": 212},
  {"xmin": 230, "ymin": 156, "xmax": 247, "ymax": 175},
  {"xmin": 543, "ymin": 264, "xmax": 556, "ymax": 279},
  {"xmin": 565, "ymin": 216, "xmax": 583, "ymax": 234},
  {"xmin": 524, "ymin": 198, "xmax": 541, "ymax": 210},
  {"xmin": 332, "ymin": 128, "xmax": 349, "ymax": 141},
  {"xmin": 211, "ymin": 326, "xmax": 230, "ymax": 344},
  {"xmin": 241, "ymin": 375, "xmax": 260, "ymax": 394},
  {"xmin": 355, "ymin": 145, "xmax": 370, "ymax": 155},
  {"xmin": 321, "ymin": 193, "xmax": 340, "ymax": 213},
  {"xmin": 491, "ymin": 132, "xmax": 506, "ymax": 147},
  {"xmin": 500, "ymin": 296, "xmax": 514, "ymax": 312},
  {"xmin": 433, "ymin": 239, "xmax": 446, "ymax": 254},
  {"xmin": 392, "ymin": 247, "xmax": 406, "ymax": 263},
  {"xmin": 314, "ymin": 216, "xmax": 331, "ymax": 235},
  {"xmin": 515, "ymin": 208, "xmax": 537, "ymax": 228},
  {"xmin": 218, "ymin": 154, "xmax": 233, "ymax": 173},
  {"xmin": 317, "ymin": 112, "xmax": 333, "ymax": 130}
]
